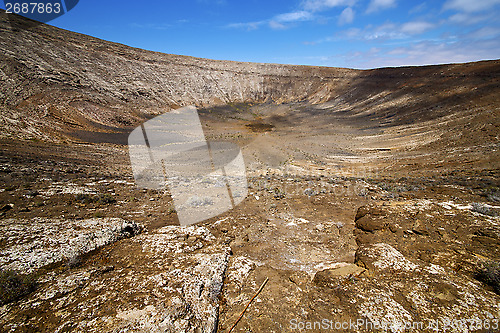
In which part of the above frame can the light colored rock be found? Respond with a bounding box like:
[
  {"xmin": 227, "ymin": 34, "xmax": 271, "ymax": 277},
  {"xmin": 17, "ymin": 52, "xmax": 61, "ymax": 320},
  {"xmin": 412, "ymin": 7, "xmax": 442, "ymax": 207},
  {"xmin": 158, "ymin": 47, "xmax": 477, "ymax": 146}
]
[
  {"xmin": 318, "ymin": 263, "xmax": 365, "ymax": 278},
  {"xmin": 344, "ymin": 243, "xmax": 500, "ymax": 333},
  {"xmin": 0, "ymin": 217, "xmax": 142, "ymax": 274},
  {"xmin": 313, "ymin": 263, "xmax": 366, "ymax": 287},
  {"xmin": 40, "ymin": 181, "xmax": 97, "ymax": 196},
  {"xmin": 356, "ymin": 243, "xmax": 419, "ymax": 272},
  {"xmin": 226, "ymin": 256, "xmax": 258, "ymax": 287},
  {"xmin": 0, "ymin": 225, "xmax": 230, "ymax": 333}
]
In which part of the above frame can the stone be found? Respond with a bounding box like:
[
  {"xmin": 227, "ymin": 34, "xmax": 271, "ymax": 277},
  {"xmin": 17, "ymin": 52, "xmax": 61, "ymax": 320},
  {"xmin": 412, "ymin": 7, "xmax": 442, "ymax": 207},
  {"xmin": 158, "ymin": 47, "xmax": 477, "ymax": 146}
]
[
  {"xmin": 355, "ymin": 232, "xmax": 378, "ymax": 245},
  {"xmin": 475, "ymin": 226, "xmax": 500, "ymax": 240},
  {"xmin": 355, "ymin": 205, "xmax": 386, "ymax": 221},
  {"xmin": 411, "ymin": 219, "xmax": 429, "ymax": 235},
  {"xmin": 0, "ymin": 203, "xmax": 13, "ymax": 212},
  {"xmin": 389, "ymin": 223, "xmax": 399, "ymax": 233},
  {"xmin": 0, "ymin": 225, "xmax": 230, "ymax": 333},
  {"xmin": 313, "ymin": 263, "xmax": 366, "ymax": 287},
  {"xmin": 0, "ymin": 217, "xmax": 143, "ymax": 274},
  {"xmin": 304, "ymin": 188, "xmax": 317, "ymax": 196},
  {"xmin": 355, "ymin": 215, "xmax": 386, "ymax": 232},
  {"xmin": 355, "ymin": 243, "xmax": 419, "ymax": 272},
  {"xmin": 355, "ymin": 205, "xmax": 371, "ymax": 221}
]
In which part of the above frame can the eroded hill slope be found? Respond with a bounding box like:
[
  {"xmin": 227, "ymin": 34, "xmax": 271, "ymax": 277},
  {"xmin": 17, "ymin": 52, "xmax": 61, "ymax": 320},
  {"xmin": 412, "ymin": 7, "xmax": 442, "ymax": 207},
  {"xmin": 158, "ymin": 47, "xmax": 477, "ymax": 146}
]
[{"xmin": 1, "ymin": 10, "xmax": 499, "ymax": 147}]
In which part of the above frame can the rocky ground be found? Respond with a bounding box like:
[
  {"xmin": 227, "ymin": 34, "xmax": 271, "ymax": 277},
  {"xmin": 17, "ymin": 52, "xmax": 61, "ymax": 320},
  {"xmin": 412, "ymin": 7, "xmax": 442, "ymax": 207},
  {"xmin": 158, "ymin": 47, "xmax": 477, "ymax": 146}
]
[
  {"xmin": 0, "ymin": 100, "xmax": 499, "ymax": 332},
  {"xmin": 1, "ymin": 9, "xmax": 500, "ymax": 333}
]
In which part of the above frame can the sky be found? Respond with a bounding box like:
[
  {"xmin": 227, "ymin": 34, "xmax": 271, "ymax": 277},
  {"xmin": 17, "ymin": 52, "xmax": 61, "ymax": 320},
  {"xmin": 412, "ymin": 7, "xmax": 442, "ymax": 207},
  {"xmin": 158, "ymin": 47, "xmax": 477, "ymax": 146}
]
[{"xmin": 2, "ymin": 0, "xmax": 500, "ymax": 69}]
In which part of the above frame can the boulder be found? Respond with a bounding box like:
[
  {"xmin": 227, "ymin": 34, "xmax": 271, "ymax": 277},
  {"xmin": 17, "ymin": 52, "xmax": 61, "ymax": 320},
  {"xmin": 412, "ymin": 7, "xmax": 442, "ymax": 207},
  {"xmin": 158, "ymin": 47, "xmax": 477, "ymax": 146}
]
[
  {"xmin": 355, "ymin": 243, "xmax": 419, "ymax": 272},
  {"xmin": 355, "ymin": 215, "xmax": 387, "ymax": 232},
  {"xmin": 0, "ymin": 217, "xmax": 143, "ymax": 274},
  {"xmin": 0, "ymin": 225, "xmax": 230, "ymax": 333},
  {"xmin": 355, "ymin": 205, "xmax": 386, "ymax": 221}
]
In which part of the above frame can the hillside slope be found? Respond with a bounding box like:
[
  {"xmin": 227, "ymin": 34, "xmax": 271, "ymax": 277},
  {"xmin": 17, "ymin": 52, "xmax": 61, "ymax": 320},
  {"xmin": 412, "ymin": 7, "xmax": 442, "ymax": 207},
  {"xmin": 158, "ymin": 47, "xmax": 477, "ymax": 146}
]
[
  {"xmin": 0, "ymin": 10, "xmax": 357, "ymax": 141},
  {"xmin": 1, "ymin": 10, "xmax": 499, "ymax": 146}
]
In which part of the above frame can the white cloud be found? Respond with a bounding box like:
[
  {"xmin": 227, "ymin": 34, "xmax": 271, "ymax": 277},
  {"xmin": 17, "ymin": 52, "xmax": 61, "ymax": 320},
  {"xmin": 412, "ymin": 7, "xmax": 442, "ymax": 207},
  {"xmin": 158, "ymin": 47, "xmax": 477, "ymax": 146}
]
[
  {"xmin": 312, "ymin": 19, "xmax": 433, "ymax": 44},
  {"xmin": 268, "ymin": 11, "xmax": 315, "ymax": 29},
  {"xmin": 367, "ymin": 22, "xmax": 401, "ymax": 39},
  {"xmin": 443, "ymin": 0, "xmax": 500, "ymax": 12},
  {"xmin": 130, "ymin": 23, "xmax": 171, "ymax": 30},
  {"xmin": 274, "ymin": 11, "xmax": 314, "ymax": 23},
  {"xmin": 336, "ymin": 20, "xmax": 436, "ymax": 41},
  {"xmin": 366, "ymin": 0, "xmax": 397, "ymax": 13},
  {"xmin": 337, "ymin": 22, "xmax": 413, "ymax": 40},
  {"xmin": 448, "ymin": 12, "xmax": 491, "ymax": 25},
  {"xmin": 409, "ymin": 2, "xmax": 427, "ymax": 14},
  {"xmin": 338, "ymin": 7, "xmax": 355, "ymax": 25},
  {"xmin": 302, "ymin": 0, "xmax": 355, "ymax": 12},
  {"xmin": 269, "ymin": 20, "xmax": 287, "ymax": 29},
  {"xmin": 227, "ymin": 10, "xmax": 315, "ymax": 30},
  {"xmin": 344, "ymin": 28, "xmax": 361, "ymax": 38},
  {"xmin": 342, "ymin": 38, "xmax": 500, "ymax": 68},
  {"xmin": 227, "ymin": 0, "xmax": 358, "ymax": 31},
  {"xmin": 400, "ymin": 21, "xmax": 434, "ymax": 34},
  {"xmin": 225, "ymin": 21, "xmax": 265, "ymax": 30},
  {"xmin": 388, "ymin": 40, "xmax": 499, "ymax": 65},
  {"xmin": 465, "ymin": 26, "xmax": 500, "ymax": 39}
]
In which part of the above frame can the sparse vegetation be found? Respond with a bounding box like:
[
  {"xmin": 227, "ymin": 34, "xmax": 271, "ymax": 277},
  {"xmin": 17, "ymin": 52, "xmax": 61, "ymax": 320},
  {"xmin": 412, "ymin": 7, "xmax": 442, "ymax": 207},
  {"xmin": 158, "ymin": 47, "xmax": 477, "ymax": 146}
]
[
  {"xmin": 273, "ymin": 187, "xmax": 286, "ymax": 199},
  {"xmin": 481, "ymin": 187, "xmax": 500, "ymax": 203},
  {"xmin": 97, "ymin": 193, "xmax": 116, "ymax": 205},
  {"xmin": 471, "ymin": 202, "xmax": 498, "ymax": 217},
  {"xmin": 167, "ymin": 205, "xmax": 176, "ymax": 214},
  {"xmin": 66, "ymin": 254, "xmax": 82, "ymax": 268},
  {"xmin": 378, "ymin": 182, "xmax": 422, "ymax": 193},
  {"xmin": 0, "ymin": 270, "xmax": 37, "ymax": 305},
  {"xmin": 475, "ymin": 260, "xmax": 500, "ymax": 294},
  {"xmin": 74, "ymin": 193, "xmax": 116, "ymax": 205},
  {"xmin": 487, "ymin": 192, "xmax": 500, "ymax": 203},
  {"xmin": 34, "ymin": 199, "xmax": 45, "ymax": 207},
  {"xmin": 75, "ymin": 193, "xmax": 95, "ymax": 204},
  {"xmin": 93, "ymin": 211, "xmax": 105, "ymax": 218},
  {"xmin": 26, "ymin": 190, "xmax": 39, "ymax": 197}
]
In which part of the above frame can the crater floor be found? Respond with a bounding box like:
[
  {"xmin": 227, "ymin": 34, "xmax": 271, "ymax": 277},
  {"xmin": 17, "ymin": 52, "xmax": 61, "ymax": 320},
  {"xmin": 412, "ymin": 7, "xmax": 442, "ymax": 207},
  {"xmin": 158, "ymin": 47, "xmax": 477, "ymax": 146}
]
[{"xmin": 0, "ymin": 100, "xmax": 499, "ymax": 332}]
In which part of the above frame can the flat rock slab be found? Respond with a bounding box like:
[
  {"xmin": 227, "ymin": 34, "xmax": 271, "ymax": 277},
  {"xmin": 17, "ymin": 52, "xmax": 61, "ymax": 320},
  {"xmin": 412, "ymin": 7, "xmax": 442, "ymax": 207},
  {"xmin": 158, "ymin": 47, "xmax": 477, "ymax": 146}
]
[
  {"xmin": 313, "ymin": 263, "xmax": 366, "ymax": 287},
  {"xmin": 0, "ymin": 225, "xmax": 230, "ymax": 333},
  {"xmin": 347, "ymin": 243, "xmax": 500, "ymax": 332},
  {"xmin": 0, "ymin": 217, "xmax": 142, "ymax": 274}
]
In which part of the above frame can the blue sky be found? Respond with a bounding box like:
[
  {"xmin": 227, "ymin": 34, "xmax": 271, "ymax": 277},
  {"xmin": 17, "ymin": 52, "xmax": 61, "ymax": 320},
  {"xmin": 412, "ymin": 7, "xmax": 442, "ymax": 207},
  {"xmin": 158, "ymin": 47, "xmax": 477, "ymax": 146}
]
[{"xmin": 3, "ymin": 0, "xmax": 500, "ymax": 68}]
